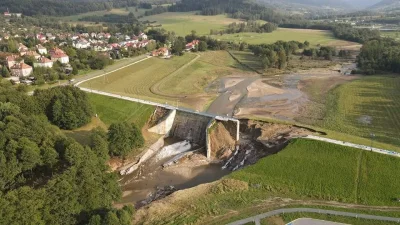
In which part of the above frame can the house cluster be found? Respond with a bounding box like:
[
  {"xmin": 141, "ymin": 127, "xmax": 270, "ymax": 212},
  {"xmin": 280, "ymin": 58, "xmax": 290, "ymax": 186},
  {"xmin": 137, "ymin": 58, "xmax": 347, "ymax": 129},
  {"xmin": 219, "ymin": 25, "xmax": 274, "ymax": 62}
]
[
  {"xmin": 3, "ymin": 10, "xmax": 22, "ymax": 18},
  {"xmin": 4, "ymin": 43, "xmax": 70, "ymax": 83},
  {"xmin": 71, "ymin": 32, "xmax": 151, "ymax": 52},
  {"xmin": 151, "ymin": 40, "xmax": 200, "ymax": 58}
]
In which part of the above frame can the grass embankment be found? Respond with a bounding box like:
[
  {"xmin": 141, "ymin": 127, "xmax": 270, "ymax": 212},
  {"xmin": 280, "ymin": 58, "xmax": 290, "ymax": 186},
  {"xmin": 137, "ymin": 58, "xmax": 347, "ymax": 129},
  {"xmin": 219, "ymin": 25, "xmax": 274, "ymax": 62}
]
[
  {"xmin": 81, "ymin": 51, "xmax": 252, "ymax": 108},
  {"xmin": 211, "ymin": 28, "xmax": 357, "ymax": 46},
  {"xmin": 88, "ymin": 93, "xmax": 155, "ymax": 128},
  {"xmin": 134, "ymin": 139, "xmax": 400, "ymax": 224},
  {"xmin": 262, "ymin": 213, "xmax": 400, "ymax": 225},
  {"xmin": 317, "ymin": 75, "xmax": 400, "ymax": 148},
  {"xmin": 140, "ymin": 12, "xmax": 241, "ymax": 36}
]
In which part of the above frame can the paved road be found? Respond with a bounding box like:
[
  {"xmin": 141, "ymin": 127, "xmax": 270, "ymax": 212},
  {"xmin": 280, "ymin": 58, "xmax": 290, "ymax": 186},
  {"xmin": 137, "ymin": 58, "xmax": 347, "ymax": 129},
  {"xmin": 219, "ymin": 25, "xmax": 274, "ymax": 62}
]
[
  {"xmin": 303, "ymin": 135, "xmax": 400, "ymax": 158},
  {"xmin": 227, "ymin": 208, "xmax": 400, "ymax": 225}
]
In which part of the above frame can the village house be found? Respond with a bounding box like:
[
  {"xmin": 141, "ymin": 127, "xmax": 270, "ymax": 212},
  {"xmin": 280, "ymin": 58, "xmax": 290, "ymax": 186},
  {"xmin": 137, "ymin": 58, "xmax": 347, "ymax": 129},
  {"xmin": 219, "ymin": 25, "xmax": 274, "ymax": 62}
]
[
  {"xmin": 50, "ymin": 48, "xmax": 69, "ymax": 64},
  {"xmin": 10, "ymin": 63, "xmax": 32, "ymax": 77},
  {"xmin": 23, "ymin": 51, "xmax": 41, "ymax": 60},
  {"xmin": 104, "ymin": 33, "xmax": 111, "ymax": 39},
  {"xmin": 151, "ymin": 47, "xmax": 170, "ymax": 57},
  {"xmin": 90, "ymin": 32, "xmax": 97, "ymax": 39},
  {"xmin": 18, "ymin": 43, "xmax": 29, "ymax": 53},
  {"xmin": 6, "ymin": 55, "xmax": 22, "ymax": 68},
  {"xmin": 36, "ymin": 44, "xmax": 47, "ymax": 55},
  {"xmin": 73, "ymin": 39, "xmax": 91, "ymax": 49},
  {"xmin": 185, "ymin": 40, "xmax": 200, "ymax": 51},
  {"xmin": 139, "ymin": 32, "xmax": 148, "ymax": 40},
  {"xmin": 34, "ymin": 57, "xmax": 53, "ymax": 68}
]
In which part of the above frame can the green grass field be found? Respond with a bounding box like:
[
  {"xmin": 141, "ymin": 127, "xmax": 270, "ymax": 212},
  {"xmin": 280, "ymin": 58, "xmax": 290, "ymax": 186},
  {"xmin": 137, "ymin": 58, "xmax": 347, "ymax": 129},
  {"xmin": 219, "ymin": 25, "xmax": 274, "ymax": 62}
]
[
  {"xmin": 231, "ymin": 139, "xmax": 400, "ymax": 206},
  {"xmin": 81, "ymin": 51, "xmax": 251, "ymax": 109},
  {"xmin": 140, "ymin": 12, "xmax": 241, "ymax": 36},
  {"xmin": 58, "ymin": 7, "xmax": 148, "ymax": 22},
  {"xmin": 262, "ymin": 212, "xmax": 400, "ymax": 225},
  {"xmin": 88, "ymin": 93, "xmax": 155, "ymax": 128},
  {"xmin": 211, "ymin": 28, "xmax": 357, "ymax": 46},
  {"xmin": 320, "ymin": 76, "xmax": 400, "ymax": 147},
  {"xmin": 134, "ymin": 139, "xmax": 400, "ymax": 224},
  {"xmin": 381, "ymin": 31, "xmax": 400, "ymax": 41}
]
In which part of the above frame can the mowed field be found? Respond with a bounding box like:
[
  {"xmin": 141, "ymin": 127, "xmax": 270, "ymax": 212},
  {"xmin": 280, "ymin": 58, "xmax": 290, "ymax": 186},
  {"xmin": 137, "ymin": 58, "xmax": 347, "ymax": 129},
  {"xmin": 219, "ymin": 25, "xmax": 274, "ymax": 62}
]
[
  {"xmin": 80, "ymin": 51, "xmax": 251, "ymax": 109},
  {"xmin": 140, "ymin": 12, "xmax": 242, "ymax": 36},
  {"xmin": 88, "ymin": 93, "xmax": 155, "ymax": 128},
  {"xmin": 231, "ymin": 139, "xmax": 400, "ymax": 206},
  {"xmin": 211, "ymin": 28, "xmax": 358, "ymax": 46},
  {"xmin": 320, "ymin": 76, "xmax": 400, "ymax": 147},
  {"xmin": 58, "ymin": 7, "xmax": 148, "ymax": 22}
]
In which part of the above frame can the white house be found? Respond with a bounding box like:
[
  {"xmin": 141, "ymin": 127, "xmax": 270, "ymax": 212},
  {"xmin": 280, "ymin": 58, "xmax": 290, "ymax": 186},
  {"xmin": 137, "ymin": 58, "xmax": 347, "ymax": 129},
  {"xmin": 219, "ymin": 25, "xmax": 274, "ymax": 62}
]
[
  {"xmin": 139, "ymin": 32, "xmax": 147, "ymax": 40},
  {"xmin": 6, "ymin": 55, "xmax": 21, "ymax": 68},
  {"xmin": 34, "ymin": 57, "xmax": 53, "ymax": 68},
  {"xmin": 73, "ymin": 39, "xmax": 90, "ymax": 49},
  {"xmin": 51, "ymin": 53, "xmax": 69, "ymax": 64},
  {"xmin": 18, "ymin": 43, "xmax": 28, "ymax": 52},
  {"xmin": 36, "ymin": 44, "xmax": 47, "ymax": 55},
  {"xmin": 10, "ymin": 63, "xmax": 32, "ymax": 77}
]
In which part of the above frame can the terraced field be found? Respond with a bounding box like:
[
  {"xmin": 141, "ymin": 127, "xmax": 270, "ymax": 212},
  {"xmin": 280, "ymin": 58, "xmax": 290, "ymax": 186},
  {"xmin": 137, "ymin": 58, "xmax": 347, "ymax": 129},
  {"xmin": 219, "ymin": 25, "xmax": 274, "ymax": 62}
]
[
  {"xmin": 320, "ymin": 76, "xmax": 400, "ymax": 147},
  {"xmin": 88, "ymin": 93, "xmax": 155, "ymax": 128}
]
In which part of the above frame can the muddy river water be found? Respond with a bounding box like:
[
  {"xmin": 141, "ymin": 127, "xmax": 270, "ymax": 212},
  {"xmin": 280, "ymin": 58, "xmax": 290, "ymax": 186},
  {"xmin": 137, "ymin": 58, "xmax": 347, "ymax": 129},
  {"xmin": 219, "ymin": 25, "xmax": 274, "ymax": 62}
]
[{"xmin": 118, "ymin": 139, "xmax": 230, "ymax": 205}]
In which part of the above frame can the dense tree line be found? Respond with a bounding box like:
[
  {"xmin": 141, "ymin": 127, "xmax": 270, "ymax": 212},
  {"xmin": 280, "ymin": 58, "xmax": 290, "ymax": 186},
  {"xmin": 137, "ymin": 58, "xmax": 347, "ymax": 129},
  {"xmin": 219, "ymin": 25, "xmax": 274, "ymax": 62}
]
[
  {"xmin": 0, "ymin": 84, "xmax": 130, "ymax": 225},
  {"xmin": 0, "ymin": 0, "xmax": 139, "ymax": 16},
  {"xmin": 249, "ymin": 41, "xmax": 305, "ymax": 69},
  {"xmin": 357, "ymin": 39, "xmax": 400, "ymax": 74},
  {"xmin": 280, "ymin": 22, "xmax": 381, "ymax": 44},
  {"xmin": 211, "ymin": 21, "xmax": 277, "ymax": 35},
  {"xmin": 144, "ymin": 5, "xmax": 168, "ymax": 16},
  {"xmin": 33, "ymin": 86, "xmax": 93, "ymax": 130},
  {"xmin": 303, "ymin": 46, "xmax": 337, "ymax": 60},
  {"xmin": 79, "ymin": 12, "xmax": 138, "ymax": 24},
  {"xmin": 167, "ymin": 0, "xmax": 298, "ymax": 24}
]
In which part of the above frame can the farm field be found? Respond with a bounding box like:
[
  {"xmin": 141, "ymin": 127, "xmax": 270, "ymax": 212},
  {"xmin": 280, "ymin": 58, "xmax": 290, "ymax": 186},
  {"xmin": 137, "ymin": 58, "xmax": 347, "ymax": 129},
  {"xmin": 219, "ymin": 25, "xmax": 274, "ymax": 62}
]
[
  {"xmin": 381, "ymin": 31, "xmax": 400, "ymax": 41},
  {"xmin": 80, "ymin": 51, "xmax": 252, "ymax": 109},
  {"xmin": 88, "ymin": 93, "xmax": 155, "ymax": 128},
  {"xmin": 318, "ymin": 76, "xmax": 400, "ymax": 147},
  {"xmin": 230, "ymin": 139, "xmax": 400, "ymax": 206},
  {"xmin": 211, "ymin": 28, "xmax": 358, "ymax": 46},
  {"xmin": 140, "ymin": 12, "xmax": 242, "ymax": 36}
]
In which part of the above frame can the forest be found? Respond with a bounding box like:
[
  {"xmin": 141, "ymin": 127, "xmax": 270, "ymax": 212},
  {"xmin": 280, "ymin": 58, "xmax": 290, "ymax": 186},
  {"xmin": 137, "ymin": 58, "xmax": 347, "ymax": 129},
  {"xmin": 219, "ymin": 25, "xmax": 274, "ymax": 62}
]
[
  {"xmin": 0, "ymin": 85, "xmax": 143, "ymax": 224},
  {"xmin": 357, "ymin": 39, "xmax": 400, "ymax": 74},
  {"xmin": 0, "ymin": 0, "xmax": 138, "ymax": 16},
  {"xmin": 210, "ymin": 21, "xmax": 277, "ymax": 35}
]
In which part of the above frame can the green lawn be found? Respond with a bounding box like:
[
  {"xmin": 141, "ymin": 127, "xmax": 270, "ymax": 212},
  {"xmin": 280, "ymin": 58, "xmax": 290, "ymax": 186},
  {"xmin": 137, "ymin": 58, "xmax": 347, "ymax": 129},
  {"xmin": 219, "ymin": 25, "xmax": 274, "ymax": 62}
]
[
  {"xmin": 88, "ymin": 93, "xmax": 155, "ymax": 128},
  {"xmin": 211, "ymin": 28, "xmax": 357, "ymax": 46},
  {"xmin": 231, "ymin": 139, "xmax": 400, "ymax": 206},
  {"xmin": 267, "ymin": 213, "xmax": 400, "ymax": 225},
  {"xmin": 140, "ymin": 12, "xmax": 241, "ymax": 36},
  {"xmin": 320, "ymin": 76, "xmax": 400, "ymax": 147},
  {"xmin": 57, "ymin": 7, "xmax": 148, "ymax": 22}
]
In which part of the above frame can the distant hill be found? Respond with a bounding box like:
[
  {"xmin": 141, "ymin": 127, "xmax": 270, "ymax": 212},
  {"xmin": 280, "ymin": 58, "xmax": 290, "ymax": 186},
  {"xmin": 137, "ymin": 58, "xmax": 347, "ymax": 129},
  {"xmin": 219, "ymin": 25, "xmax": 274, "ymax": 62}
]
[
  {"xmin": 369, "ymin": 0, "xmax": 400, "ymax": 10},
  {"xmin": 261, "ymin": 0, "xmax": 352, "ymax": 9}
]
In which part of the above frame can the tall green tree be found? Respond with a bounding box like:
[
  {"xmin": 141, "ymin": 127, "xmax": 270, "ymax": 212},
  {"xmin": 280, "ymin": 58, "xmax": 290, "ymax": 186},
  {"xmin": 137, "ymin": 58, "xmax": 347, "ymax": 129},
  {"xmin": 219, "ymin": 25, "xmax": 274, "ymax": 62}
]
[{"xmin": 108, "ymin": 122, "xmax": 144, "ymax": 157}]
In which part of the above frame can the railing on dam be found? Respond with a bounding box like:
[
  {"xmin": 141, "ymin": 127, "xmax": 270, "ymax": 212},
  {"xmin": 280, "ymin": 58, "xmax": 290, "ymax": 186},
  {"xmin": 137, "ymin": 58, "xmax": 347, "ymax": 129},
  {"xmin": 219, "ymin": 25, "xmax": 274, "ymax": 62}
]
[{"xmin": 78, "ymin": 87, "xmax": 240, "ymax": 141}]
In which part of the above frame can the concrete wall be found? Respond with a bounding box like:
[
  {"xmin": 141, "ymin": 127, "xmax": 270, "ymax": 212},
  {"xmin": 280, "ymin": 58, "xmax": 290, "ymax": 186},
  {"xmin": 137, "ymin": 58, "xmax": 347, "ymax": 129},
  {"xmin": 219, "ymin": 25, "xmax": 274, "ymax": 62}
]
[
  {"xmin": 169, "ymin": 110, "xmax": 212, "ymax": 145},
  {"xmin": 148, "ymin": 109, "xmax": 176, "ymax": 135}
]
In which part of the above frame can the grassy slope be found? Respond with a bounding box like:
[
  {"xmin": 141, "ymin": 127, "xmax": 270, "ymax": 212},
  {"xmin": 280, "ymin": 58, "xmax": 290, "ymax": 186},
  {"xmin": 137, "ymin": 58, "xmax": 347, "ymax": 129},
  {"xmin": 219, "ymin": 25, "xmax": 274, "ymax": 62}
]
[
  {"xmin": 134, "ymin": 139, "xmax": 400, "ymax": 224},
  {"xmin": 88, "ymin": 93, "xmax": 155, "ymax": 128},
  {"xmin": 211, "ymin": 28, "xmax": 356, "ymax": 46},
  {"xmin": 231, "ymin": 139, "xmax": 400, "ymax": 206},
  {"xmin": 265, "ymin": 213, "xmax": 400, "ymax": 225},
  {"xmin": 81, "ymin": 51, "xmax": 251, "ymax": 106},
  {"xmin": 81, "ymin": 55, "xmax": 197, "ymax": 103},
  {"xmin": 320, "ymin": 75, "xmax": 400, "ymax": 147},
  {"xmin": 140, "ymin": 12, "xmax": 241, "ymax": 36}
]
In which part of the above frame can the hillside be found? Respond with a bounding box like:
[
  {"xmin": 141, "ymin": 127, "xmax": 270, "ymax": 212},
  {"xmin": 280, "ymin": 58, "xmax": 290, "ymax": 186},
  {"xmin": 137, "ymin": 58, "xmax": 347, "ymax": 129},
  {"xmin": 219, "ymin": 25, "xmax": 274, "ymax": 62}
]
[{"xmin": 370, "ymin": 0, "xmax": 400, "ymax": 10}]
